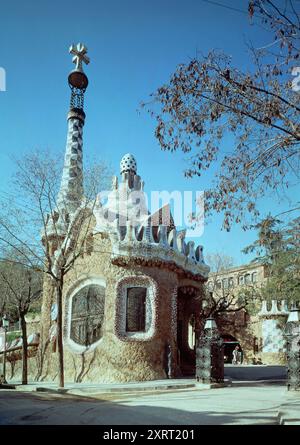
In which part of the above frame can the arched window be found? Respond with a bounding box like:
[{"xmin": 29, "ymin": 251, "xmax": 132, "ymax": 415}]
[
  {"xmin": 70, "ymin": 284, "xmax": 105, "ymax": 346},
  {"xmin": 239, "ymin": 275, "xmax": 244, "ymax": 286}
]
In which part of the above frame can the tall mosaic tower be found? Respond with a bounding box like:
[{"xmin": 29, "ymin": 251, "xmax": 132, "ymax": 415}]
[
  {"xmin": 40, "ymin": 45, "xmax": 90, "ymax": 376},
  {"xmin": 57, "ymin": 43, "xmax": 90, "ymax": 215}
]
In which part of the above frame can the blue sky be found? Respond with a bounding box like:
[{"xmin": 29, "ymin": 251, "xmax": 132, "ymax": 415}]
[{"xmin": 0, "ymin": 0, "xmax": 299, "ymax": 265}]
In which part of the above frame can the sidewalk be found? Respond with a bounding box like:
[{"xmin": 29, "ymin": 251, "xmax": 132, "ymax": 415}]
[
  {"xmin": 4, "ymin": 377, "xmax": 231, "ymax": 396},
  {"xmin": 277, "ymin": 391, "xmax": 300, "ymax": 425}
]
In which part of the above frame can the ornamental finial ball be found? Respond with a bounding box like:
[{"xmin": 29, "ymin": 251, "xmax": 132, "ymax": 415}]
[
  {"xmin": 68, "ymin": 43, "xmax": 90, "ymax": 90},
  {"xmin": 120, "ymin": 153, "xmax": 137, "ymax": 175}
]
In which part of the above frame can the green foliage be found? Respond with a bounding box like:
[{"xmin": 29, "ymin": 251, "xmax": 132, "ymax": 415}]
[
  {"xmin": 7, "ymin": 331, "xmax": 21, "ymax": 342},
  {"xmin": 235, "ymin": 287, "xmax": 262, "ymax": 316},
  {"xmin": 243, "ymin": 214, "xmax": 300, "ymax": 303}
]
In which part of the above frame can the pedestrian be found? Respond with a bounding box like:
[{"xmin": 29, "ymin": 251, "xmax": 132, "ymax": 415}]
[
  {"xmin": 0, "ymin": 374, "xmax": 7, "ymax": 384},
  {"xmin": 232, "ymin": 345, "xmax": 242, "ymax": 365},
  {"xmin": 164, "ymin": 344, "xmax": 172, "ymax": 378}
]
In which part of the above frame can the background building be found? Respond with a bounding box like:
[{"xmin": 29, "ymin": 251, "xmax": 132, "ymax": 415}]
[{"xmin": 207, "ymin": 263, "xmax": 288, "ymax": 365}]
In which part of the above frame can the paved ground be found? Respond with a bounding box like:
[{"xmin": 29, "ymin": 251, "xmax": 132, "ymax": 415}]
[
  {"xmin": 224, "ymin": 365, "xmax": 286, "ymax": 381},
  {"xmin": 0, "ymin": 383, "xmax": 287, "ymax": 425},
  {"xmin": 277, "ymin": 391, "xmax": 300, "ymax": 425}
]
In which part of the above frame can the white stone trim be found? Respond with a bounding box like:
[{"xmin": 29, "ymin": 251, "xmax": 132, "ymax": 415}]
[
  {"xmin": 115, "ymin": 275, "xmax": 158, "ymax": 341},
  {"xmin": 170, "ymin": 285, "xmax": 178, "ymax": 340},
  {"xmin": 64, "ymin": 276, "xmax": 106, "ymax": 354}
]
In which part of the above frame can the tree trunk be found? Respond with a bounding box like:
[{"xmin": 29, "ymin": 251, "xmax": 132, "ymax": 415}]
[
  {"xmin": 20, "ymin": 312, "xmax": 28, "ymax": 385},
  {"xmin": 56, "ymin": 278, "xmax": 64, "ymax": 388}
]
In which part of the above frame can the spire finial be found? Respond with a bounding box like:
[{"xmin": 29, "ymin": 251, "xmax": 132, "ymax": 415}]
[
  {"xmin": 57, "ymin": 43, "xmax": 89, "ymax": 214},
  {"xmin": 69, "ymin": 43, "xmax": 90, "ymax": 73},
  {"xmin": 68, "ymin": 43, "xmax": 90, "ymax": 110}
]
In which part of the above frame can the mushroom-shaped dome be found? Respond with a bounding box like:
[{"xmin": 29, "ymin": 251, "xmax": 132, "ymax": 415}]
[{"xmin": 120, "ymin": 153, "xmax": 137, "ymax": 175}]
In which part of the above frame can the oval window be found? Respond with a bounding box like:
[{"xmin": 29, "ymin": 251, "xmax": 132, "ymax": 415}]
[{"xmin": 70, "ymin": 284, "xmax": 105, "ymax": 346}]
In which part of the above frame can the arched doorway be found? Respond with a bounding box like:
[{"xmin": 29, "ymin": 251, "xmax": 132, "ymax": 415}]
[
  {"xmin": 177, "ymin": 286, "xmax": 202, "ymax": 376},
  {"xmin": 222, "ymin": 334, "xmax": 243, "ymax": 364}
]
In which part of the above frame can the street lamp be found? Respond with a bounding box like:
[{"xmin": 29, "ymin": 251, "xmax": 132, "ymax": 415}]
[
  {"xmin": 284, "ymin": 307, "xmax": 300, "ymax": 391},
  {"xmin": 204, "ymin": 317, "xmax": 218, "ymax": 332},
  {"xmin": 196, "ymin": 316, "xmax": 224, "ymax": 384},
  {"xmin": 1, "ymin": 315, "xmax": 9, "ymax": 384}
]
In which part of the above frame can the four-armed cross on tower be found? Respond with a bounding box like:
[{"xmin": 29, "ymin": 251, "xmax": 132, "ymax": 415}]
[{"xmin": 69, "ymin": 43, "xmax": 90, "ymax": 72}]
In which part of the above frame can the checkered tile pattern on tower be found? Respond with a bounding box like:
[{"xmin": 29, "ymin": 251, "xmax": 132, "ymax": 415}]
[
  {"xmin": 57, "ymin": 116, "xmax": 84, "ymax": 213},
  {"xmin": 262, "ymin": 319, "xmax": 286, "ymax": 353}
]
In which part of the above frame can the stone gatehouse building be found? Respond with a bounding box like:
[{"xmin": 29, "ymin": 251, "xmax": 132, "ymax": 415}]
[
  {"xmin": 2, "ymin": 44, "xmax": 291, "ymax": 383},
  {"xmin": 38, "ymin": 44, "xmax": 210, "ymax": 383}
]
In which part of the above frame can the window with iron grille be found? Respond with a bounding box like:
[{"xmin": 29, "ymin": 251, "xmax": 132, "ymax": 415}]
[
  {"xmin": 126, "ymin": 287, "xmax": 147, "ymax": 332},
  {"xmin": 70, "ymin": 284, "xmax": 105, "ymax": 346}
]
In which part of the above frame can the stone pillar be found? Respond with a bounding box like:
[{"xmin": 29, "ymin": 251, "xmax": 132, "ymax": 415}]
[
  {"xmin": 196, "ymin": 317, "xmax": 224, "ymax": 384},
  {"xmin": 284, "ymin": 308, "xmax": 300, "ymax": 391}
]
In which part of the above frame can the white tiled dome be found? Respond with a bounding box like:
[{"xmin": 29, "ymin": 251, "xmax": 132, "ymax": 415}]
[{"xmin": 120, "ymin": 153, "xmax": 137, "ymax": 174}]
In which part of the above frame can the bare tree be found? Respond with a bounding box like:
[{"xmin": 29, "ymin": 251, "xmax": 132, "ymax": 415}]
[
  {"xmin": 0, "ymin": 150, "xmax": 111, "ymax": 387},
  {"xmin": 143, "ymin": 0, "xmax": 300, "ymax": 230},
  {"xmin": 205, "ymin": 252, "xmax": 234, "ymax": 273},
  {"xmin": 0, "ymin": 261, "xmax": 41, "ymax": 384}
]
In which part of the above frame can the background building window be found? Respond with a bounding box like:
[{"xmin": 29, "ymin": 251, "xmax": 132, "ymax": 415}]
[
  {"xmin": 245, "ymin": 273, "xmax": 251, "ymax": 284},
  {"xmin": 229, "ymin": 277, "xmax": 234, "ymax": 288},
  {"xmin": 252, "ymin": 272, "xmax": 258, "ymax": 283},
  {"xmin": 207, "ymin": 281, "xmax": 213, "ymax": 291},
  {"xmin": 70, "ymin": 284, "xmax": 105, "ymax": 346},
  {"xmin": 222, "ymin": 278, "xmax": 229, "ymax": 289},
  {"xmin": 239, "ymin": 276, "xmax": 244, "ymax": 286},
  {"xmin": 126, "ymin": 287, "xmax": 147, "ymax": 332}
]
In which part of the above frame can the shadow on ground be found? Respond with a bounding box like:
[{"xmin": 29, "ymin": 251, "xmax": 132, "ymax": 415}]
[{"xmin": 0, "ymin": 387, "xmax": 283, "ymax": 425}]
